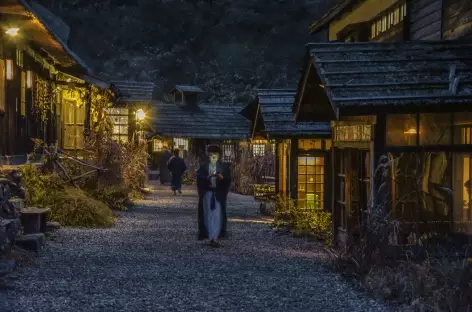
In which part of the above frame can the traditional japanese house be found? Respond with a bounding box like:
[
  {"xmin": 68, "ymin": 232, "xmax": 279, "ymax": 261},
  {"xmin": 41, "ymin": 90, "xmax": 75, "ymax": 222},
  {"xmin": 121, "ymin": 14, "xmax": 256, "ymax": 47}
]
[
  {"xmin": 149, "ymin": 85, "xmax": 250, "ymax": 162},
  {"xmin": 109, "ymin": 80, "xmax": 155, "ymax": 142},
  {"xmin": 248, "ymin": 89, "xmax": 331, "ymax": 210},
  {"xmin": 0, "ymin": 0, "xmax": 112, "ymax": 163},
  {"xmin": 294, "ymin": 0, "xmax": 472, "ymax": 246}
]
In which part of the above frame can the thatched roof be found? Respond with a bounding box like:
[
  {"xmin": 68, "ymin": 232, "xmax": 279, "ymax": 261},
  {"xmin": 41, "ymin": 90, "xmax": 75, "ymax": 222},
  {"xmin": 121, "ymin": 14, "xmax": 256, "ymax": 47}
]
[
  {"xmin": 150, "ymin": 102, "xmax": 250, "ymax": 140},
  {"xmin": 111, "ymin": 81, "xmax": 155, "ymax": 103},
  {"xmin": 0, "ymin": 0, "xmax": 91, "ymax": 74},
  {"xmin": 254, "ymin": 89, "xmax": 330, "ymax": 138},
  {"xmin": 295, "ymin": 40, "xmax": 472, "ymax": 118}
]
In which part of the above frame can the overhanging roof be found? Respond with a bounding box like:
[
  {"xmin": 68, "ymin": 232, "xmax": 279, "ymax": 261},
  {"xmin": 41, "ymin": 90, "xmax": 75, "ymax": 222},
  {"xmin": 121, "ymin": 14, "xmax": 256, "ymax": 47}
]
[
  {"xmin": 309, "ymin": 0, "xmax": 357, "ymax": 34},
  {"xmin": 170, "ymin": 85, "xmax": 204, "ymax": 94},
  {"xmin": 255, "ymin": 89, "xmax": 330, "ymax": 138},
  {"xmin": 296, "ymin": 40, "xmax": 472, "ymax": 118},
  {"xmin": 111, "ymin": 80, "xmax": 155, "ymax": 103},
  {"xmin": 150, "ymin": 102, "xmax": 250, "ymax": 140},
  {"xmin": 0, "ymin": 0, "xmax": 91, "ymax": 74}
]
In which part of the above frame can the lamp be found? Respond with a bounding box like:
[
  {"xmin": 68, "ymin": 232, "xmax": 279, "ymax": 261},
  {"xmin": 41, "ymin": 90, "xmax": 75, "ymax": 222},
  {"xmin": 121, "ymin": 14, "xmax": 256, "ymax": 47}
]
[
  {"xmin": 26, "ymin": 70, "xmax": 32, "ymax": 88},
  {"xmin": 5, "ymin": 28, "xmax": 19, "ymax": 36},
  {"xmin": 136, "ymin": 109, "xmax": 145, "ymax": 121},
  {"xmin": 6, "ymin": 60, "xmax": 13, "ymax": 80}
]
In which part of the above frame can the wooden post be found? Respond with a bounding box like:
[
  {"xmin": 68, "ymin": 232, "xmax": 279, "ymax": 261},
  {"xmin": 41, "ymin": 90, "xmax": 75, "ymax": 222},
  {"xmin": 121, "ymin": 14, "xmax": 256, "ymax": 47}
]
[{"xmin": 289, "ymin": 137, "xmax": 298, "ymax": 201}]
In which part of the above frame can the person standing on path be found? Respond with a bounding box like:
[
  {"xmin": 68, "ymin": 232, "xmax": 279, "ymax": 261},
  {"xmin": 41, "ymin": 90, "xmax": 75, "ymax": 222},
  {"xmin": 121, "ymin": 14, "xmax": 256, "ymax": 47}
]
[
  {"xmin": 196, "ymin": 145, "xmax": 231, "ymax": 247},
  {"xmin": 159, "ymin": 145, "xmax": 172, "ymax": 185},
  {"xmin": 167, "ymin": 149, "xmax": 187, "ymax": 195}
]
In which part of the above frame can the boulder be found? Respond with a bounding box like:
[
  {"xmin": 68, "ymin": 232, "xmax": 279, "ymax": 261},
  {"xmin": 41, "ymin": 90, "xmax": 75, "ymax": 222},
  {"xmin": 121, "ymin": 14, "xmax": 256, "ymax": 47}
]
[{"xmin": 45, "ymin": 221, "xmax": 61, "ymax": 232}]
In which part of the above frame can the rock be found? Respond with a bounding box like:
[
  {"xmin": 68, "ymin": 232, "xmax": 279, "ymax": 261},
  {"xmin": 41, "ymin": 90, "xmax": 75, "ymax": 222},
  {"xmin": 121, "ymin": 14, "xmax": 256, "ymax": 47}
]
[
  {"xmin": 9, "ymin": 198, "xmax": 25, "ymax": 214},
  {"xmin": 0, "ymin": 259, "xmax": 16, "ymax": 276},
  {"xmin": 15, "ymin": 233, "xmax": 46, "ymax": 252},
  {"xmin": 46, "ymin": 221, "xmax": 61, "ymax": 232}
]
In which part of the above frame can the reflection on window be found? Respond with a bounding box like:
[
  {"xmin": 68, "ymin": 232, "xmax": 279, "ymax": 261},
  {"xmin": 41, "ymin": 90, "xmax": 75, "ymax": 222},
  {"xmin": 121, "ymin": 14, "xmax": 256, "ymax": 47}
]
[
  {"xmin": 334, "ymin": 125, "xmax": 371, "ymax": 142},
  {"xmin": 106, "ymin": 107, "xmax": 129, "ymax": 143},
  {"xmin": 252, "ymin": 139, "xmax": 267, "ymax": 156},
  {"xmin": 298, "ymin": 156, "xmax": 324, "ymax": 209},
  {"xmin": 419, "ymin": 113, "xmax": 451, "ymax": 145},
  {"xmin": 386, "ymin": 114, "xmax": 417, "ymax": 146},
  {"xmin": 299, "ymin": 139, "xmax": 322, "ymax": 150}
]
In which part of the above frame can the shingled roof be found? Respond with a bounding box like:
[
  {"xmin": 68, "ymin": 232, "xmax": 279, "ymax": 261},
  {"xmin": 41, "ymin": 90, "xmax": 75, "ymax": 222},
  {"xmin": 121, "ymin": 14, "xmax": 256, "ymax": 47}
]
[
  {"xmin": 150, "ymin": 102, "xmax": 250, "ymax": 140},
  {"xmin": 170, "ymin": 85, "xmax": 204, "ymax": 94},
  {"xmin": 296, "ymin": 40, "xmax": 472, "ymax": 117},
  {"xmin": 255, "ymin": 89, "xmax": 330, "ymax": 137},
  {"xmin": 111, "ymin": 81, "xmax": 155, "ymax": 103}
]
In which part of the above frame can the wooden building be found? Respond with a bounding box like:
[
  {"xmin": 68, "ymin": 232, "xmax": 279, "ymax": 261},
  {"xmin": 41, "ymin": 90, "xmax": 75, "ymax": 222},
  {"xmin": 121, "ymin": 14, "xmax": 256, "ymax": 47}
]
[
  {"xmin": 0, "ymin": 0, "xmax": 111, "ymax": 163},
  {"xmin": 248, "ymin": 89, "xmax": 331, "ymax": 210},
  {"xmin": 109, "ymin": 80, "xmax": 155, "ymax": 142},
  {"xmin": 149, "ymin": 85, "xmax": 250, "ymax": 162},
  {"xmin": 294, "ymin": 0, "xmax": 472, "ymax": 246}
]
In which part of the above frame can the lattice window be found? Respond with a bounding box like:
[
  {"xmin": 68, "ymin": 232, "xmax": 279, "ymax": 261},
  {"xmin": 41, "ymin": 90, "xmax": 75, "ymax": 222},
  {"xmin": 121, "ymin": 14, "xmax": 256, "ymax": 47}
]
[
  {"xmin": 20, "ymin": 71, "xmax": 26, "ymax": 116},
  {"xmin": 252, "ymin": 139, "xmax": 266, "ymax": 157},
  {"xmin": 173, "ymin": 137, "xmax": 189, "ymax": 152},
  {"xmin": 106, "ymin": 107, "xmax": 129, "ymax": 143},
  {"xmin": 298, "ymin": 156, "xmax": 324, "ymax": 210},
  {"xmin": 152, "ymin": 139, "xmax": 164, "ymax": 152},
  {"xmin": 371, "ymin": 2, "xmax": 407, "ymax": 38},
  {"xmin": 221, "ymin": 143, "xmax": 235, "ymax": 162}
]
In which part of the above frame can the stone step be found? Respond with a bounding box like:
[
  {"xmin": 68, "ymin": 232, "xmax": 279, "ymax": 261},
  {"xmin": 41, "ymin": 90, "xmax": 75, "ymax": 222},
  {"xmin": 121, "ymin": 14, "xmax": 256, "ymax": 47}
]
[
  {"xmin": 15, "ymin": 233, "xmax": 45, "ymax": 252},
  {"xmin": 45, "ymin": 221, "xmax": 61, "ymax": 232}
]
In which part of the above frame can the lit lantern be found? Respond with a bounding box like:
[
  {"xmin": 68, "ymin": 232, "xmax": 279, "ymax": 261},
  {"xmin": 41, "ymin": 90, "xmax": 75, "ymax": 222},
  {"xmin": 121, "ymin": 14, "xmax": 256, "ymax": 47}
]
[
  {"xmin": 5, "ymin": 28, "xmax": 19, "ymax": 37},
  {"xmin": 136, "ymin": 109, "xmax": 145, "ymax": 121},
  {"xmin": 6, "ymin": 60, "xmax": 13, "ymax": 80},
  {"xmin": 26, "ymin": 70, "xmax": 32, "ymax": 88}
]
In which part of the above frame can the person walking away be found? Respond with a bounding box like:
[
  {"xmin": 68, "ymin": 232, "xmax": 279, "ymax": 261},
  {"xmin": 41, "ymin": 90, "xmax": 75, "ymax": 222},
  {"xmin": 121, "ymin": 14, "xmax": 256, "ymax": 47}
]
[
  {"xmin": 196, "ymin": 145, "xmax": 231, "ymax": 247},
  {"xmin": 159, "ymin": 145, "xmax": 172, "ymax": 185},
  {"xmin": 167, "ymin": 149, "xmax": 187, "ymax": 195}
]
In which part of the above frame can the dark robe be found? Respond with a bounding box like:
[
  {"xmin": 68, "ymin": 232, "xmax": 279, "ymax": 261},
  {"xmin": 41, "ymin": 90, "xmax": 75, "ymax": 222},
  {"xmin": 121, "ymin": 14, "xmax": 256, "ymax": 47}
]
[
  {"xmin": 159, "ymin": 149, "xmax": 172, "ymax": 184},
  {"xmin": 167, "ymin": 156, "xmax": 187, "ymax": 190},
  {"xmin": 196, "ymin": 160, "xmax": 231, "ymax": 240}
]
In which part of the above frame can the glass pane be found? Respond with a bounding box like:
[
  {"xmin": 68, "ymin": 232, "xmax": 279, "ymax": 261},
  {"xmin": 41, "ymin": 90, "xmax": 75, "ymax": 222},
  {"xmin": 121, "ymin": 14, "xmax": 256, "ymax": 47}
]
[
  {"xmin": 307, "ymin": 166, "xmax": 315, "ymax": 174},
  {"xmin": 298, "ymin": 157, "xmax": 307, "ymax": 165},
  {"xmin": 298, "ymin": 175, "xmax": 306, "ymax": 184},
  {"xmin": 419, "ymin": 113, "xmax": 451, "ymax": 145},
  {"xmin": 316, "ymin": 175, "xmax": 323, "ymax": 183},
  {"xmin": 306, "ymin": 184, "xmax": 315, "ymax": 192},
  {"xmin": 453, "ymin": 112, "xmax": 472, "ymax": 144},
  {"xmin": 316, "ymin": 157, "xmax": 324, "ymax": 165},
  {"xmin": 325, "ymin": 139, "xmax": 332, "ymax": 150},
  {"xmin": 386, "ymin": 114, "xmax": 417, "ymax": 146},
  {"xmin": 298, "ymin": 166, "xmax": 306, "ymax": 174},
  {"xmin": 307, "ymin": 175, "xmax": 315, "ymax": 183},
  {"xmin": 113, "ymin": 126, "xmax": 121, "ymax": 134},
  {"xmin": 299, "ymin": 139, "xmax": 322, "ymax": 150},
  {"xmin": 306, "ymin": 157, "xmax": 315, "ymax": 166}
]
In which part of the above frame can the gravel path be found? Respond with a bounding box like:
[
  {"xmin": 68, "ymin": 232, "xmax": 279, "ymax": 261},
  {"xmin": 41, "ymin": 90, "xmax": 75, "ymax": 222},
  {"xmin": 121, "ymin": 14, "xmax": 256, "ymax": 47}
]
[{"xmin": 0, "ymin": 185, "xmax": 394, "ymax": 312}]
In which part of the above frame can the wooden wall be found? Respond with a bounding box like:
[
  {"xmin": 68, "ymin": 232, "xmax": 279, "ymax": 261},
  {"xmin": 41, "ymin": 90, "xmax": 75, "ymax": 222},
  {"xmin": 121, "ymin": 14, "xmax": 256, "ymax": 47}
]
[
  {"xmin": 442, "ymin": 0, "xmax": 472, "ymax": 39},
  {"xmin": 409, "ymin": 0, "xmax": 443, "ymax": 40}
]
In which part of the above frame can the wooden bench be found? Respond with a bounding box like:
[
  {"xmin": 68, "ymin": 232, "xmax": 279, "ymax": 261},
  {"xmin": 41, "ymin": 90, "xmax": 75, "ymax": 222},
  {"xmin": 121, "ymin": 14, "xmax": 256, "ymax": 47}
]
[{"xmin": 20, "ymin": 207, "xmax": 50, "ymax": 234}]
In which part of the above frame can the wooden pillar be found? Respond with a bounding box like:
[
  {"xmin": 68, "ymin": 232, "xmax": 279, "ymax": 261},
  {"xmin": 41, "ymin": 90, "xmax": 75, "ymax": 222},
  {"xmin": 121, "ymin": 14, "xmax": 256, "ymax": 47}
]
[
  {"xmin": 289, "ymin": 137, "xmax": 298, "ymax": 200},
  {"xmin": 373, "ymin": 114, "xmax": 387, "ymax": 207},
  {"xmin": 330, "ymin": 146, "xmax": 337, "ymax": 246},
  {"xmin": 275, "ymin": 139, "xmax": 280, "ymax": 195}
]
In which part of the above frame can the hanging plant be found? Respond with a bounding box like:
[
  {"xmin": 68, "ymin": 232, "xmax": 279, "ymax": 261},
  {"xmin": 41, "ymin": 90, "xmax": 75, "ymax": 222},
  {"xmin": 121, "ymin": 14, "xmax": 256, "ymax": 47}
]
[{"xmin": 33, "ymin": 76, "xmax": 52, "ymax": 121}]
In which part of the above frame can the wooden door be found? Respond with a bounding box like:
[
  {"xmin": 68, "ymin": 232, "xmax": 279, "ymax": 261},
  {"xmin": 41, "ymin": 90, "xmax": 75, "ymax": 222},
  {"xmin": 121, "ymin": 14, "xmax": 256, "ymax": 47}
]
[{"xmin": 62, "ymin": 99, "xmax": 85, "ymax": 150}]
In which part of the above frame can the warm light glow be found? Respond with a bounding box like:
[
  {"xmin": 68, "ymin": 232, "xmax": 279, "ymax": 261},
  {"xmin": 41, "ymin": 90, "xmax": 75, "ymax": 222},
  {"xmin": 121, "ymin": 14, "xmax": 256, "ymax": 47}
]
[
  {"xmin": 6, "ymin": 60, "xmax": 13, "ymax": 80},
  {"xmin": 26, "ymin": 70, "xmax": 32, "ymax": 88},
  {"xmin": 136, "ymin": 109, "xmax": 145, "ymax": 121},
  {"xmin": 5, "ymin": 28, "xmax": 19, "ymax": 36},
  {"xmin": 404, "ymin": 128, "xmax": 417, "ymax": 135}
]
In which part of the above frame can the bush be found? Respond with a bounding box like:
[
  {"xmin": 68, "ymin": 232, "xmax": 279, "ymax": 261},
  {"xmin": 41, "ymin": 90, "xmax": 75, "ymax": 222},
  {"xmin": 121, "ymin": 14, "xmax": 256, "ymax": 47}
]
[
  {"xmin": 20, "ymin": 164, "xmax": 115, "ymax": 227},
  {"xmin": 182, "ymin": 154, "xmax": 199, "ymax": 185},
  {"xmin": 273, "ymin": 196, "xmax": 332, "ymax": 245}
]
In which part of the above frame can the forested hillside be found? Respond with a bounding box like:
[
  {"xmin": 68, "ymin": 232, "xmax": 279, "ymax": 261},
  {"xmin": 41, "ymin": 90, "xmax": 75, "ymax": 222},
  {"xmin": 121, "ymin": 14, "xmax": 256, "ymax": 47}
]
[{"xmin": 38, "ymin": 0, "xmax": 334, "ymax": 102}]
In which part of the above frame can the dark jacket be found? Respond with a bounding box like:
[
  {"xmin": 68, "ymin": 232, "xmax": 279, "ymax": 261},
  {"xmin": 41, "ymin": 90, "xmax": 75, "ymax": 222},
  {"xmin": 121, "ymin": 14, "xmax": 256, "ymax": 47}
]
[{"xmin": 196, "ymin": 160, "xmax": 231, "ymax": 240}]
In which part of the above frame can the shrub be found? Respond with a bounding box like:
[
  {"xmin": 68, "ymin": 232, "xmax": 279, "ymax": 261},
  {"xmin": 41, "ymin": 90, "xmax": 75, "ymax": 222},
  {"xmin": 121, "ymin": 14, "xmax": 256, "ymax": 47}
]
[
  {"xmin": 273, "ymin": 195, "xmax": 332, "ymax": 245},
  {"xmin": 19, "ymin": 164, "xmax": 115, "ymax": 227},
  {"xmin": 182, "ymin": 154, "xmax": 199, "ymax": 185}
]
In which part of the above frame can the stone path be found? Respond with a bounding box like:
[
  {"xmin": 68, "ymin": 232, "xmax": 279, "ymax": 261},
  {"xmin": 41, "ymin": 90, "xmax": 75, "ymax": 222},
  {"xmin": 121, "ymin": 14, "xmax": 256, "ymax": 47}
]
[{"xmin": 0, "ymin": 185, "xmax": 395, "ymax": 312}]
